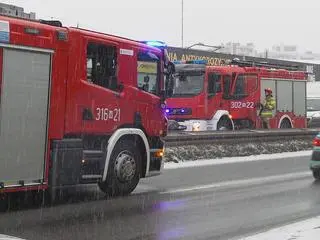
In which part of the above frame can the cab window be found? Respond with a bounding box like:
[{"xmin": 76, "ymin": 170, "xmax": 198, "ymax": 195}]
[
  {"xmin": 86, "ymin": 42, "xmax": 117, "ymax": 90},
  {"xmin": 223, "ymin": 75, "xmax": 231, "ymax": 97},
  {"xmin": 233, "ymin": 73, "xmax": 258, "ymax": 98},
  {"xmin": 208, "ymin": 73, "xmax": 222, "ymax": 96},
  {"xmin": 137, "ymin": 52, "xmax": 160, "ymax": 95}
]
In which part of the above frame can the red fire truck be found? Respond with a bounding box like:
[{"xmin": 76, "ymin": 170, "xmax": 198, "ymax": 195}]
[
  {"xmin": 165, "ymin": 58, "xmax": 307, "ymax": 131},
  {"xmin": 0, "ymin": 15, "xmax": 172, "ymax": 199}
]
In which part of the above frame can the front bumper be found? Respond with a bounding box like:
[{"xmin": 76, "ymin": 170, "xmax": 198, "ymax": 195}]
[
  {"xmin": 147, "ymin": 149, "xmax": 164, "ymax": 177},
  {"xmin": 309, "ymin": 148, "xmax": 320, "ymax": 170},
  {"xmin": 308, "ymin": 117, "xmax": 320, "ymax": 128},
  {"xmin": 310, "ymin": 160, "xmax": 320, "ymax": 171},
  {"xmin": 311, "ymin": 148, "xmax": 320, "ymax": 161},
  {"xmin": 174, "ymin": 119, "xmax": 207, "ymax": 132},
  {"xmin": 145, "ymin": 136, "xmax": 165, "ymax": 177}
]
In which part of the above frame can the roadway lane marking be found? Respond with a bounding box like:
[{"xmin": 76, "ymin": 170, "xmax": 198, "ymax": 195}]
[
  {"xmin": 159, "ymin": 171, "xmax": 311, "ymax": 194},
  {"xmin": 164, "ymin": 150, "xmax": 312, "ymax": 169},
  {"xmin": 133, "ymin": 184, "xmax": 160, "ymax": 194},
  {"xmin": 238, "ymin": 216, "xmax": 320, "ymax": 240}
]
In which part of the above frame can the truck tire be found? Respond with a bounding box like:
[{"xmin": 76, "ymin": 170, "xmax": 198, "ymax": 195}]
[
  {"xmin": 280, "ymin": 118, "xmax": 292, "ymax": 128},
  {"xmin": 217, "ymin": 116, "xmax": 233, "ymax": 130},
  {"xmin": 99, "ymin": 139, "xmax": 142, "ymax": 197},
  {"xmin": 313, "ymin": 170, "xmax": 320, "ymax": 180}
]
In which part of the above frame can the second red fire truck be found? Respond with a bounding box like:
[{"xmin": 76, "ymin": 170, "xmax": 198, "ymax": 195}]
[{"xmin": 165, "ymin": 58, "xmax": 308, "ymax": 131}]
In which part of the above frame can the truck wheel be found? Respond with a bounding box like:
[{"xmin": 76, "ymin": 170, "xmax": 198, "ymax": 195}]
[
  {"xmin": 99, "ymin": 139, "xmax": 142, "ymax": 197},
  {"xmin": 280, "ymin": 119, "xmax": 292, "ymax": 128},
  {"xmin": 313, "ymin": 170, "xmax": 320, "ymax": 180},
  {"xmin": 217, "ymin": 117, "xmax": 233, "ymax": 130}
]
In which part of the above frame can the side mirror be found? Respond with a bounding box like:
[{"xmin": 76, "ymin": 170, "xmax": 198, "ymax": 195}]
[
  {"xmin": 142, "ymin": 84, "xmax": 149, "ymax": 92},
  {"xmin": 159, "ymin": 90, "xmax": 166, "ymax": 109},
  {"xmin": 167, "ymin": 62, "xmax": 175, "ymax": 75},
  {"xmin": 166, "ymin": 89, "xmax": 173, "ymax": 98},
  {"xmin": 164, "ymin": 62, "xmax": 175, "ymax": 98},
  {"xmin": 160, "ymin": 90, "xmax": 166, "ymax": 102}
]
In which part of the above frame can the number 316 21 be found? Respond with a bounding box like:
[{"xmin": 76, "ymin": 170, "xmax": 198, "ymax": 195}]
[{"xmin": 96, "ymin": 108, "xmax": 120, "ymax": 122}]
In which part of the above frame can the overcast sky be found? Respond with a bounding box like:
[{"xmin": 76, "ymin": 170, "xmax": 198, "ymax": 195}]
[{"xmin": 2, "ymin": 0, "xmax": 320, "ymax": 53}]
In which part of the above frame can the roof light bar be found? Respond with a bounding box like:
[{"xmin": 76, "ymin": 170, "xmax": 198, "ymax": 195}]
[
  {"xmin": 141, "ymin": 40, "xmax": 167, "ymax": 49},
  {"xmin": 173, "ymin": 60, "xmax": 186, "ymax": 64},
  {"xmin": 173, "ymin": 60, "xmax": 208, "ymax": 65}
]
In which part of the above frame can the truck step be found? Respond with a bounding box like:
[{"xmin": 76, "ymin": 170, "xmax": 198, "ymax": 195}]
[
  {"xmin": 83, "ymin": 150, "xmax": 105, "ymax": 160},
  {"xmin": 81, "ymin": 174, "xmax": 102, "ymax": 179},
  {"xmin": 80, "ymin": 150, "xmax": 105, "ymax": 183}
]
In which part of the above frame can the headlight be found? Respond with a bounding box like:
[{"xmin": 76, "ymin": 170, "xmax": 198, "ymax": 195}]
[{"xmin": 192, "ymin": 122, "xmax": 201, "ymax": 131}]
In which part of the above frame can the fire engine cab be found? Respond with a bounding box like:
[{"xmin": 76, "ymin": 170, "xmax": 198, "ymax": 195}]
[
  {"xmin": 0, "ymin": 15, "xmax": 172, "ymax": 200},
  {"xmin": 165, "ymin": 58, "xmax": 307, "ymax": 131}
]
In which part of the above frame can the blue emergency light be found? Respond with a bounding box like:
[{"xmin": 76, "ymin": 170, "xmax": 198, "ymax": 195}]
[
  {"xmin": 189, "ymin": 59, "xmax": 207, "ymax": 64},
  {"xmin": 173, "ymin": 59, "xmax": 208, "ymax": 65},
  {"xmin": 165, "ymin": 108, "xmax": 189, "ymax": 114},
  {"xmin": 141, "ymin": 40, "xmax": 167, "ymax": 49},
  {"xmin": 172, "ymin": 60, "xmax": 185, "ymax": 64}
]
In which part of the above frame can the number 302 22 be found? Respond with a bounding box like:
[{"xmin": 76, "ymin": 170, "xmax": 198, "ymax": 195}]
[
  {"xmin": 96, "ymin": 108, "xmax": 121, "ymax": 122},
  {"xmin": 231, "ymin": 101, "xmax": 254, "ymax": 109}
]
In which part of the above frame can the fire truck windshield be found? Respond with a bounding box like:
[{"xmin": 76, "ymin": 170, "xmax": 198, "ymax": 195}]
[{"xmin": 171, "ymin": 72, "xmax": 204, "ymax": 97}]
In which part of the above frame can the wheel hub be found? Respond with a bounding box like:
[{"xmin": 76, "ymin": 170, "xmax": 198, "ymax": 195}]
[{"xmin": 114, "ymin": 151, "xmax": 136, "ymax": 182}]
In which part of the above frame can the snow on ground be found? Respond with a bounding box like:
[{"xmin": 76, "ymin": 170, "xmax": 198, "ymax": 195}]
[
  {"xmin": 164, "ymin": 139, "xmax": 312, "ymax": 162},
  {"xmin": 0, "ymin": 234, "xmax": 25, "ymax": 240},
  {"xmin": 164, "ymin": 150, "xmax": 312, "ymax": 169},
  {"xmin": 239, "ymin": 216, "xmax": 320, "ymax": 240}
]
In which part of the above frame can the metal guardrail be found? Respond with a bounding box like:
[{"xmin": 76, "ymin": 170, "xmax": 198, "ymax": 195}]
[{"xmin": 164, "ymin": 128, "xmax": 320, "ymax": 147}]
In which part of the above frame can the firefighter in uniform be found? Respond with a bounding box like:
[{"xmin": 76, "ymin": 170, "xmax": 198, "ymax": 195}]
[{"xmin": 260, "ymin": 88, "xmax": 276, "ymax": 129}]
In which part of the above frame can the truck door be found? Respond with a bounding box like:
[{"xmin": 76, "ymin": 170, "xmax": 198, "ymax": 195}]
[
  {"xmin": 229, "ymin": 73, "xmax": 259, "ymax": 128},
  {"xmin": 222, "ymin": 74, "xmax": 232, "ymax": 110},
  {"xmin": 206, "ymin": 72, "xmax": 223, "ymax": 116},
  {"xmin": 70, "ymin": 40, "xmax": 134, "ymax": 135},
  {"xmin": 134, "ymin": 50, "xmax": 164, "ymax": 136},
  {"xmin": 0, "ymin": 47, "xmax": 52, "ymax": 188}
]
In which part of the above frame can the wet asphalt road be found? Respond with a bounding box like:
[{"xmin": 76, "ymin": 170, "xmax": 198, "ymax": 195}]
[{"xmin": 1, "ymin": 155, "xmax": 320, "ymax": 240}]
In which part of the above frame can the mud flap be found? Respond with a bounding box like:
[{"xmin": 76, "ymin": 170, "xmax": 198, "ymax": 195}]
[{"xmin": 49, "ymin": 139, "xmax": 83, "ymax": 202}]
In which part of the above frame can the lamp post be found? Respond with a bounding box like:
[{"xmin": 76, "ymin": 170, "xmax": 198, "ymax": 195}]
[{"xmin": 181, "ymin": 0, "xmax": 184, "ymax": 48}]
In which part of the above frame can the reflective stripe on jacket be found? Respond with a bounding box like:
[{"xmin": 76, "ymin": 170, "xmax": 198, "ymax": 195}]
[{"xmin": 261, "ymin": 96, "xmax": 276, "ymax": 118}]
